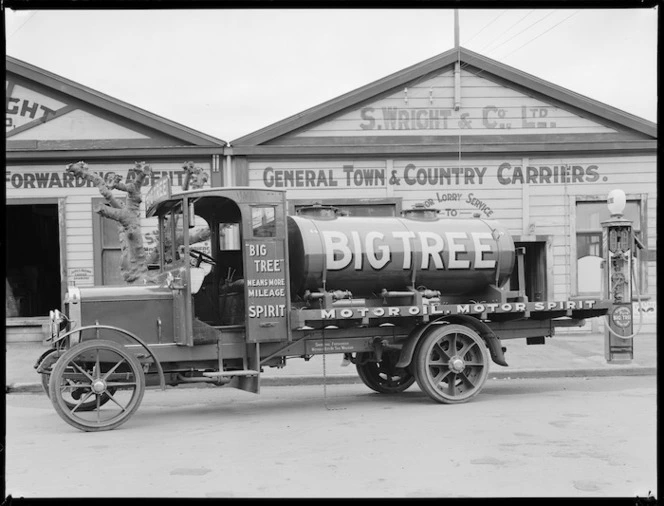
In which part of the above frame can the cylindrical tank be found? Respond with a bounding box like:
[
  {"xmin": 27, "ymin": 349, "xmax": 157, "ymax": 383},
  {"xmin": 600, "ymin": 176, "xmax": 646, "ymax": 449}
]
[{"xmin": 287, "ymin": 210, "xmax": 515, "ymax": 298}]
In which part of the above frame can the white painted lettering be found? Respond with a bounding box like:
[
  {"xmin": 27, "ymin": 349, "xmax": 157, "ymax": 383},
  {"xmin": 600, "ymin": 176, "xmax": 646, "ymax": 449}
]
[
  {"xmin": 351, "ymin": 231, "xmax": 363, "ymax": 269},
  {"xmin": 323, "ymin": 231, "xmax": 352, "ymax": 270},
  {"xmin": 446, "ymin": 232, "xmax": 470, "ymax": 268},
  {"xmin": 366, "ymin": 232, "xmax": 390, "ymax": 269},
  {"xmin": 419, "ymin": 231, "xmax": 445, "ymax": 269},
  {"xmin": 472, "ymin": 232, "xmax": 496, "ymax": 269},
  {"xmin": 321, "ymin": 309, "xmax": 336, "ymax": 319}
]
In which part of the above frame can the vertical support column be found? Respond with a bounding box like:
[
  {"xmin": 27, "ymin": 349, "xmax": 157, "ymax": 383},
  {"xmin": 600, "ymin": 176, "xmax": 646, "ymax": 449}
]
[
  {"xmin": 385, "ymin": 159, "xmax": 394, "ymax": 198},
  {"xmin": 521, "ymin": 157, "xmax": 531, "ymax": 237}
]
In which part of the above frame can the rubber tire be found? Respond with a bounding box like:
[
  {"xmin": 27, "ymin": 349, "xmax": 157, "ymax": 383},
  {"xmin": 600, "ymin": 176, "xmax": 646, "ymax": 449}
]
[
  {"xmin": 48, "ymin": 340, "xmax": 145, "ymax": 432},
  {"xmin": 38, "ymin": 349, "xmax": 115, "ymax": 410},
  {"xmin": 355, "ymin": 352, "xmax": 416, "ymax": 393},
  {"xmin": 413, "ymin": 324, "xmax": 489, "ymax": 404}
]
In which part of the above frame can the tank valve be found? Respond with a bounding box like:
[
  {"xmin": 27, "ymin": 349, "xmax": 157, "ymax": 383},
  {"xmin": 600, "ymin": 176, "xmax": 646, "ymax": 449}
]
[
  {"xmin": 304, "ymin": 290, "xmax": 352, "ymax": 302},
  {"xmin": 418, "ymin": 289, "xmax": 441, "ymax": 299}
]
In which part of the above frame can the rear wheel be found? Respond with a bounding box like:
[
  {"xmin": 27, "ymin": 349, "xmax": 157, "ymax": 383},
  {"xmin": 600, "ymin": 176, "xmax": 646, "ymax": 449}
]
[
  {"xmin": 48, "ymin": 340, "xmax": 145, "ymax": 432},
  {"xmin": 413, "ymin": 324, "xmax": 489, "ymax": 404},
  {"xmin": 356, "ymin": 351, "xmax": 416, "ymax": 393}
]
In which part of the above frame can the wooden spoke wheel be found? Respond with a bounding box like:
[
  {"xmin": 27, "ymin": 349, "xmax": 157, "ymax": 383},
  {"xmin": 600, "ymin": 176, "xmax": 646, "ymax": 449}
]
[
  {"xmin": 356, "ymin": 351, "xmax": 416, "ymax": 393},
  {"xmin": 48, "ymin": 340, "xmax": 145, "ymax": 432},
  {"xmin": 413, "ymin": 324, "xmax": 489, "ymax": 404},
  {"xmin": 38, "ymin": 349, "xmax": 116, "ymax": 411}
]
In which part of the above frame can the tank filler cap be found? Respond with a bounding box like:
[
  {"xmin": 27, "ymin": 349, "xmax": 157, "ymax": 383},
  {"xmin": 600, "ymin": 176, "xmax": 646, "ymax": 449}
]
[
  {"xmin": 296, "ymin": 202, "xmax": 341, "ymax": 220},
  {"xmin": 402, "ymin": 203, "xmax": 438, "ymax": 221}
]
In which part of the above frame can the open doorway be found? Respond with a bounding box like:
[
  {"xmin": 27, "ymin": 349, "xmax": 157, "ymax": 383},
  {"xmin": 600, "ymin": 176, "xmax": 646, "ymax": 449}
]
[
  {"xmin": 5, "ymin": 204, "xmax": 61, "ymax": 317},
  {"xmin": 510, "ymin": 241, "xmax": 548, "ymax": 302}
]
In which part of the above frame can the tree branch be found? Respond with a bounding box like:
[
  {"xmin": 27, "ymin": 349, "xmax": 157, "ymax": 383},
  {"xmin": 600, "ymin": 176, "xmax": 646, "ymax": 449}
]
[
  {"xmin": 67, "ymin": 162, "xmax": 124, "ymax": 209},
  {"xmin": 96, "ymin": 204, "xmax": 131, "ymax": 227},
  {"xmin": 182, "ymin": 161, "xmax": 209, "ymax": 190}
]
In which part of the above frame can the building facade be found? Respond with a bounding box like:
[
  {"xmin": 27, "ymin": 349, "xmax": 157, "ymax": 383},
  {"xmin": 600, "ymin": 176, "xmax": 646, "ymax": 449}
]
[
  {"xmin": 228, "ymin": 47, "xmax": 657, "ymax": 333},
  {"xmin": 6, "ymin": 56, "xmax": 226, "ymax": 338},
  {"xmin": 5, "ymin": 48, "xmax": 657, "ymax": 340}
]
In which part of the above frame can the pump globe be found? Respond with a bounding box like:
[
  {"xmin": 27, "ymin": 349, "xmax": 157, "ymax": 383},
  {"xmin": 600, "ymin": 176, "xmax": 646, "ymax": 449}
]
[{"xmin": 607, "ymin": 189, "xmax": 626, "ymax": 216}]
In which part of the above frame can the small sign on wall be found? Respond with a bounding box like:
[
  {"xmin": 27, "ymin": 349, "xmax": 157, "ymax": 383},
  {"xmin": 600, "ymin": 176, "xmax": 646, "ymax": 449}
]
[{"xmin": 68, "ymin": 267, "xmax": 94, "ymax": 285}]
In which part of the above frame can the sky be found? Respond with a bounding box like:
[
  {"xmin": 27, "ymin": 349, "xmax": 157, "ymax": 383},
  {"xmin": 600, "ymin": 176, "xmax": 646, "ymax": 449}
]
[{"xmin": 5, "ymin": 8, "xmax": 658, "ymax": 143}]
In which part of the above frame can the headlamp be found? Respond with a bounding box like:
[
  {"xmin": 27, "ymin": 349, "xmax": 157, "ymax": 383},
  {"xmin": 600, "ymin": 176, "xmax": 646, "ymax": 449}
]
[{"xmin": 48, "ymin": 309, "xmax": 69, "ymax": 341}]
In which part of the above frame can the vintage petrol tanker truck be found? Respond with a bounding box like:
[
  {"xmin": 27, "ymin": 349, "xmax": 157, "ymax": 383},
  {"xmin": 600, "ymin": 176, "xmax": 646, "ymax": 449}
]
[{"xmin": 36, "ymin": 181, "xmax": 612, "ymax": 431}]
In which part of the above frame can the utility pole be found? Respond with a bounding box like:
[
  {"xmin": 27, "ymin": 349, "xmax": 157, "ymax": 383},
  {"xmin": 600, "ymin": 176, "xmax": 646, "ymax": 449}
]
[
  {"xmin": 454, "ymin": 9, "xmax": 460, "ymax": 49},
  {"xmin": 454, "ymin": 9, "xmax": 461, "ymax": 111}
]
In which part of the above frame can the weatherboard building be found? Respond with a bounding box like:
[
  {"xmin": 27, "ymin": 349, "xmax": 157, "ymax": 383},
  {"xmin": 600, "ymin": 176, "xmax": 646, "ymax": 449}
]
[
  {"xmin": 5, "ymin": 56, "xmax": 226, "ymax": 340},
  {"xmin": 226, "ymin": 47, "xmax": 657, "ymax": 334},
  {"xmin": 5, "ymin": 48, "xmax": 657, "ymax": 341}
]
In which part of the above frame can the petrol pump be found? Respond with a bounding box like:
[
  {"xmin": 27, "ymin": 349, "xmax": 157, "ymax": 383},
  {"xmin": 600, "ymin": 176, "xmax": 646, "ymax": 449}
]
[{"xmin": 602, "ymin": 189, "xmax": 642, "ymax": 362}]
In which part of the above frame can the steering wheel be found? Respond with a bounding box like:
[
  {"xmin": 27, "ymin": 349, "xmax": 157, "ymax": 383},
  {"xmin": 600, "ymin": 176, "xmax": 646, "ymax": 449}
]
[{"xmin": 189, "ymin": 249, "xmax": 217, "ymax": 267}]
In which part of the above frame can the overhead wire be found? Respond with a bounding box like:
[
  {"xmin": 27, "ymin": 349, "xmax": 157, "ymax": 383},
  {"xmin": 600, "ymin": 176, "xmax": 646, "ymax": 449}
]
[
  {"xmin": 484, "ymin": 10, "xmax": 558, "ymax": 59},
  {"xmin": 500, "ymin": 10, "xmax": 580, "ymax": 58},
  {"xmin": 459, "ymin": 10, "xmax": 581, "ymax": 80},
  {"xmin": 453, "ymin": 9, "xmax": 581, "ymax": 169},
  {"xmin": 472, "ymin": 10, "xmax": 536, "ymax": 55},
  {"xmin": 464, "ymin": 10, "xmax": 508, "ymax": 46},
  {"xmin": 7, "ymin": 11, "xmax": 38, "ymax": 40}
]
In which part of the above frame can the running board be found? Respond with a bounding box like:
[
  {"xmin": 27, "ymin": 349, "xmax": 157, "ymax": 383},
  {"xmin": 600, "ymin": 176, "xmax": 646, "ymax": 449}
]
[{"xmin": 202, "ymin": 370, "xmax": 260, "ymax": 378}]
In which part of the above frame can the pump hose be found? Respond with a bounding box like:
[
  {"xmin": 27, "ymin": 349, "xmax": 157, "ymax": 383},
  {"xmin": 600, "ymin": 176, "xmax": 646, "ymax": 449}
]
[{"xmin": 604, "ymin": 256, "xmax": 644, "ymax": 340}]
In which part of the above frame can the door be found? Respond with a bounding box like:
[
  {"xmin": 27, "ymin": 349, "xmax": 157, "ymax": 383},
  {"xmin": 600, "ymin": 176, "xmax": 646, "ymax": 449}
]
[
  {"xmin": 6, "ymin": 203, "xmax": 62, "ymax": 317},
  {"xmin": 243, "ymin": 204, "xmax": 290, "ymax": 343}
]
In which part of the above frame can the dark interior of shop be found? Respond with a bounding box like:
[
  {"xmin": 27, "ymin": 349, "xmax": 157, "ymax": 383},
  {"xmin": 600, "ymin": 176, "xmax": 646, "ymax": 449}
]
[{"xmin": 5, "ymin": 204, "xmax": 61, "ymax": 318}]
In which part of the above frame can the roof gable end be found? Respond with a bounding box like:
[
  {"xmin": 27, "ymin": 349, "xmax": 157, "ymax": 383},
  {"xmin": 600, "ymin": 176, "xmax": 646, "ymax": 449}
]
[
  {"xmin": 232, "ymin": 47, "xmax": 656, "ymax": 147},
  {"xmin": 6, "ymin": 56, "xmax": 226, "ymax": 148}
]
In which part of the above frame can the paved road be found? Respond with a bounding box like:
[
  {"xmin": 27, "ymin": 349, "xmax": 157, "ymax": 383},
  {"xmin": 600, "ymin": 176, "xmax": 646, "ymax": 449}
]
[{"xmin": 5, "ymin": 376, "xmax": 657, "ymax": 498}]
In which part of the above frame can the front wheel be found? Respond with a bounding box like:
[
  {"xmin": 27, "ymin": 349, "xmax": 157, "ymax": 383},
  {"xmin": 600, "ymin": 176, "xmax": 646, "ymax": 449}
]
[
  {"xmin": 356, "ymin": 352, "xmax": 416, "ymax": 393},
  {"xmin": 48, "ymin": 340, "xmax": 145, "ymax": 432},
  {"xmin": 37, "ymin": 349, "xmax": 115, "ymax": 410},
  {"xmin": 413, "ymin": 324, "xmax": 489, "ymax": 404}
]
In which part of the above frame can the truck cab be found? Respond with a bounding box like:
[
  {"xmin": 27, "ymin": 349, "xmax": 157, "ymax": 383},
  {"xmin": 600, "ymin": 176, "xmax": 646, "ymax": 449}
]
[{"xmin": 145, "ymin": 181, "xmax": 292, "ymax": 346}]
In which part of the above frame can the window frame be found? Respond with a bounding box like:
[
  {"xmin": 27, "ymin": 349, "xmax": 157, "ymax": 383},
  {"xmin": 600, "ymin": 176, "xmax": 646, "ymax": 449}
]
[{"xmin": 571, "ymin": 194, "xmax": 648, "ymax": 297}]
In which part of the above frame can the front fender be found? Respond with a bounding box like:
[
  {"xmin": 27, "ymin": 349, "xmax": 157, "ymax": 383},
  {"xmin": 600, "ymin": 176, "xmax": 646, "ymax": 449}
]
[
  {"xmin": 51, "ymin": 324, "xmax": 166, "ymax": 390},
  {"xmin": 395, "ymin": 316, "xmax": 508, "ymax": 368}
]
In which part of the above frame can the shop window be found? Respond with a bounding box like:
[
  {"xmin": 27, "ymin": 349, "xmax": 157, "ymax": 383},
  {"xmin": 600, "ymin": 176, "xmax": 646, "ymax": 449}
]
[{"xmin": 575, "ymin": 199, "xmax": 644, "ymax": 296}]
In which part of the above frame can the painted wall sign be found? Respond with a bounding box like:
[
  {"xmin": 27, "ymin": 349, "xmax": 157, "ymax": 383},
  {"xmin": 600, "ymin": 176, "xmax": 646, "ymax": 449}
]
[
  {"xmin": 6, "ymin": 81, "xmax": 66, "ymax": 132},
  {"xmin": 358, "ymin": 105, "xmax": 562, "ymax": 132},
  {"xmin": 260, "ymin": 162, "xmax": 604, "ymax": 189},
  {"xmin": 416, "ymin": 192, "xmax": 495, "ymax": 218},
  {"xmin": 67, "ymin": 267, "xmax": 94, "ymax": 285},
  {"xmin": 6, "ymin": 167, "xmax": 199, "ymax": 190},
  {"xmin": 295, "ymin": 70, "xmax": 617, "ymax": 138}
]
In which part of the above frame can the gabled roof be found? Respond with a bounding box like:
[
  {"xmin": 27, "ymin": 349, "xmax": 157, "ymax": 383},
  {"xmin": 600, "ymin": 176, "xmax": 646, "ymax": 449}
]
[
  {"xmin": 231, "ymin": 46, "xmax": 656, "ymax": 154},
  {"xmin": 6, "ymin": 55, "xmax": 226, "ymax": 153}
]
